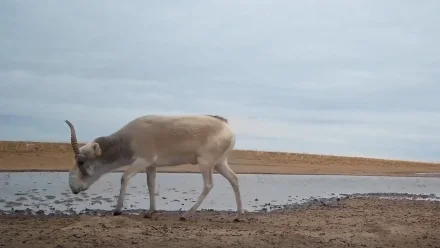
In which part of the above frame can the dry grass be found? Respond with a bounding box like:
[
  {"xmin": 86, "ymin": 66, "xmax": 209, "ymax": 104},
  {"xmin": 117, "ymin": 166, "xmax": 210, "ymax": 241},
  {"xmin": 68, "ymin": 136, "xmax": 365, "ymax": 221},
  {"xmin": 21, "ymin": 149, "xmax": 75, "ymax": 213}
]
[{"xmin": 1, "ymin": 140, "xmax": 440, "ymax": 176}]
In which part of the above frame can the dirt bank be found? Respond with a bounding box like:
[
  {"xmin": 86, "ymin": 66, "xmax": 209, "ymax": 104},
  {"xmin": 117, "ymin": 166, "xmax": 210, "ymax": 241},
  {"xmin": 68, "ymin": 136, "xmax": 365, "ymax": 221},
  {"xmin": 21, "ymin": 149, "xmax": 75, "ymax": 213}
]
[
  {"xmin": 1, "ymin": 141, "xmax": 440, "ymax": 176},
  {"xmin": 1, "ymin": 196, "xmax": 440, "ymax": 248}
]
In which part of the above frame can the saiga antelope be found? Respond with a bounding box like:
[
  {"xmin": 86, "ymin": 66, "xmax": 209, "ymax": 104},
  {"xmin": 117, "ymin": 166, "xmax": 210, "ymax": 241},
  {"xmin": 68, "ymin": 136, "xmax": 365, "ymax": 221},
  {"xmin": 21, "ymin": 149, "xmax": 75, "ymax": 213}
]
[{"xmin": 65, "ymin": 114, "xmax": 244, "ymax": 221}]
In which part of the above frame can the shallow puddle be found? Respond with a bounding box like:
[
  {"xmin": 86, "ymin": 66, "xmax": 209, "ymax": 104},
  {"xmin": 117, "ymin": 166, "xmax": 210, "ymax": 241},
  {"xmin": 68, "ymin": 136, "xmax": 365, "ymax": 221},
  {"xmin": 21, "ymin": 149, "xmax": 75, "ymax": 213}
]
[{"xmin": 0, "ymin": 172, "xmax": 439, "ymax": 215}]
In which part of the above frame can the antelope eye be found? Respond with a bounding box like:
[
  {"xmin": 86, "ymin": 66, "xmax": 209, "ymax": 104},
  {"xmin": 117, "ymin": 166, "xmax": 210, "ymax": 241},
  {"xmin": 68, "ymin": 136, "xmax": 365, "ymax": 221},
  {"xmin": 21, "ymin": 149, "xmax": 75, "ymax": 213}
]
[{"xmin": 78, "ymin": 161, "xmax": 84, "ymax": 166}]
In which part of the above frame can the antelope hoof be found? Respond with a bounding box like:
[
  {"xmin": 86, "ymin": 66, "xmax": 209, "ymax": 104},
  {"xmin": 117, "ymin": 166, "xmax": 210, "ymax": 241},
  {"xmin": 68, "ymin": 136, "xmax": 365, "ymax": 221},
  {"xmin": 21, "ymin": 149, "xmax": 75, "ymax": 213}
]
[
  {"xmin": 179, "ymin": 216, "xmax": 187, "ymax": 221},
  {"xmin": 234, "ymin": 212, "xmax": 245, "ymax": 222},
  {"xmin": 113, "ymin": 211, "xmax": 122, "ymax": 216},
  {"xmin": 144, "ymin": 211, "xmax": 156, "ymax": 219}
]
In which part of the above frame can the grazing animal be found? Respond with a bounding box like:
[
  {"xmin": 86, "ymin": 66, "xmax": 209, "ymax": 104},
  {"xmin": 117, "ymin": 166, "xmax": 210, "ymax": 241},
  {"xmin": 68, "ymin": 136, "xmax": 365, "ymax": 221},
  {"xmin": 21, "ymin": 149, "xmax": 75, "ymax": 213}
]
[{"xmin": 65, "ymin": 114, "xmax": 244, "ymax": 221}]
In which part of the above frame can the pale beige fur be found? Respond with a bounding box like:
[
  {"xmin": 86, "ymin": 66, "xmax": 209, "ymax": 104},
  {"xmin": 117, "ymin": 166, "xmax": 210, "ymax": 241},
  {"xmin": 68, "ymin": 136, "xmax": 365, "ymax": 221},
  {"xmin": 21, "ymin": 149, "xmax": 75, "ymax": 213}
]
[{"xmin": 66, "ymin": 114, "xmax": 244, "ymax": 221}]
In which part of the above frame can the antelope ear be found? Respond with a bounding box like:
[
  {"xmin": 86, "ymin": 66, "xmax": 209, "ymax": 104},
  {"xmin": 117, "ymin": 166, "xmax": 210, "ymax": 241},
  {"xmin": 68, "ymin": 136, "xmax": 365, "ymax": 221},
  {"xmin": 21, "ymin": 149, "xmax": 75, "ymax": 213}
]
[{"xmin": 91, "ymin": 142, "xmax": 102, "ymax": 157}]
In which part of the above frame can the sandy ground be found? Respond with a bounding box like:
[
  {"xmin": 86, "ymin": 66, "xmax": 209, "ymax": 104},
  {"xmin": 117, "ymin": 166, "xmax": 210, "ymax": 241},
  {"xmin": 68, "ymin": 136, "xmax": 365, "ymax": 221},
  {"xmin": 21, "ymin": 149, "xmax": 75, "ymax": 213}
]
[
  {"xmin": 1, "ymin": 141, "xmax": 440, "ymax": 176},
  {"xmin": 1, "ymin": 196, "xmax": 440, "ymax": 248}
]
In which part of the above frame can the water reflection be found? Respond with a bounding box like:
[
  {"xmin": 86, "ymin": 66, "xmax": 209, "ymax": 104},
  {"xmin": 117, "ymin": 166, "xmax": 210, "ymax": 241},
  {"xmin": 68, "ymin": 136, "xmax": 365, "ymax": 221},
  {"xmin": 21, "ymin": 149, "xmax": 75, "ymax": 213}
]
[{"xmin": 0, "ymin": 172, "xmax": 439, "ymax": 214}]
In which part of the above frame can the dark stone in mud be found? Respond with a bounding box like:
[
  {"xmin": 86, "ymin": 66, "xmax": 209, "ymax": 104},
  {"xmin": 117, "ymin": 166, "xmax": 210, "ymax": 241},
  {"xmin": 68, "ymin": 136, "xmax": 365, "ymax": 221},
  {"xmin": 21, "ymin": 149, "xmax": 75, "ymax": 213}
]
[
  {"xmin": 201, "ymin": 208, "xmax": 215, "ymax": 212},
  {"xmin": 16, "ymin": 197, "xmax": 27, "ymax": 201},
  {"xmin": 45, "ymin": 195, "xmax": 56, "ymax": 200},
  {"xmin": 349, "ymin": 192, "xmax": 440, "ymax": 200},
  {"xmin": 80, "ymin": 192, "xmax": 89, "ymax": 198},
  {"xmin": 14, "ymin": 208, "xmax": 33, "ymax": 215},
  {"xmin": 5, "ymin": 201, "xmax": 22, "ymax": 207},
  {"xmin": 265, "ymin": 192, "xmax": 440, "ymax": 213},
  {"xmin": 102, "ymin": 198, "xmax": 113, "ymax": 203}
]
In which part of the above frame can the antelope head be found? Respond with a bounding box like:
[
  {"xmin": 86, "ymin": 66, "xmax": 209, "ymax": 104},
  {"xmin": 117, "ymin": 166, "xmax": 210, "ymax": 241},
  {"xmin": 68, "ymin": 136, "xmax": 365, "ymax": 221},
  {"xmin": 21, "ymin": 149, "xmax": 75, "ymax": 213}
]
[{"xmin": 65, "ymin": 120, "xmax": 104, "ymax": 194}]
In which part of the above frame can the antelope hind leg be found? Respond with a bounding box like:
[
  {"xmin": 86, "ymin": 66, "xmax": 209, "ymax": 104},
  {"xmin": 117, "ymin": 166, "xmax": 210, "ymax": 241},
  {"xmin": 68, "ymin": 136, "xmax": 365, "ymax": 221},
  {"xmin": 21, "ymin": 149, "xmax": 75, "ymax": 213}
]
[{"xmin": 144, "ymin": 166, "xmax": 157, "ymax": 218}]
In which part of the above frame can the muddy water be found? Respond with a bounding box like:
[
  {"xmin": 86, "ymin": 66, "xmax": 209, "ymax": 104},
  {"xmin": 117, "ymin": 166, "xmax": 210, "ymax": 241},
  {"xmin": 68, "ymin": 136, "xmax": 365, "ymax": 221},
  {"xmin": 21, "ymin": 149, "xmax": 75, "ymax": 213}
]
[{"xmin": 0, "ymin": 172, "xmax": 439, "ymax": 215}]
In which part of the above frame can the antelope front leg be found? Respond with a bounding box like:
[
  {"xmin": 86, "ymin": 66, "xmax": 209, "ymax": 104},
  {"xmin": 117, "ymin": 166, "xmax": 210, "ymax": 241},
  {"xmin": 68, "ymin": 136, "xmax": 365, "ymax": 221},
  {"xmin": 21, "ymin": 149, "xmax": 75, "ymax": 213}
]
[
  {"xmin": 144, "ymin": 166, "xmax": 157, "ymax": 218},
  {"xmin": 114, "ymin": 159, "xmax": 152, "ymax": 215},
  {"xmin": 180, "ymin": 163, "xmax": 214, "ymax": 221}
]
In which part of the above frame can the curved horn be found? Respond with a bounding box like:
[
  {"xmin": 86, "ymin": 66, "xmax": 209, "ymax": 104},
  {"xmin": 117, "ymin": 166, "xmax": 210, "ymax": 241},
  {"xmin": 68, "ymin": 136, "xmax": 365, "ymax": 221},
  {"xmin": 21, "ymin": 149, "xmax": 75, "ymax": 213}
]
[{"xmin": 65, "ymin": 120, "xmax": 80, "ymax": 156}]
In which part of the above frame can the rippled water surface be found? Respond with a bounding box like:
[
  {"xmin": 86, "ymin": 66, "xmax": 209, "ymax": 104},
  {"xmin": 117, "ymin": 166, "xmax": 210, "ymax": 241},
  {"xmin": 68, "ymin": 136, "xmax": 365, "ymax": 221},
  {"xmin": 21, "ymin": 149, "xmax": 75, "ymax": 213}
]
[{"xmin": 1, "ymin": 172, "xmax": 439, "ymax": 214}]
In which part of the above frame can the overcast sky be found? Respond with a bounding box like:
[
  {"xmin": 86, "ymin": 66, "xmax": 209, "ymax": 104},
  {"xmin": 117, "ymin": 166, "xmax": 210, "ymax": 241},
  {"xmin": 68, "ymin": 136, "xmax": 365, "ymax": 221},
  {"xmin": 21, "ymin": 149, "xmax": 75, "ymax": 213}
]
[{"xmin": 0, "ymin": 1, "xmax": 439, "ymax": 161}]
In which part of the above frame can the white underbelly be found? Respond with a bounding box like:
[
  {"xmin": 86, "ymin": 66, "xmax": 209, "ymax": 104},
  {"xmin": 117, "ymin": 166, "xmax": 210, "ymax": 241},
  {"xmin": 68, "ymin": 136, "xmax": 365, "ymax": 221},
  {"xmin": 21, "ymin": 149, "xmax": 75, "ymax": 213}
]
[{"xmin": 153, "ymin": 153, "xmax": 197, "ymax": 167}]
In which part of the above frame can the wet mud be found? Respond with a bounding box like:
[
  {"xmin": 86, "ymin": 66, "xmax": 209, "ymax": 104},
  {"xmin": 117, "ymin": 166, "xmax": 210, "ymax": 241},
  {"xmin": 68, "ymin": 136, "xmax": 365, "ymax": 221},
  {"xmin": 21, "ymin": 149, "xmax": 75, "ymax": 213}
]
[{"xmin": 1, "ymin": 194, "xmax": 440, "ymax": 248}]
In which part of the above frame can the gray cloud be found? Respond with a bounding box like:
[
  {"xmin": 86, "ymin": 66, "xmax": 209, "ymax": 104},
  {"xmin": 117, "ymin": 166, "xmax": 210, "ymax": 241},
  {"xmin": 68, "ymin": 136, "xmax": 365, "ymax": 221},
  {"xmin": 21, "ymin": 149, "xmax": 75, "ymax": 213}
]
[{"xmin": 1, "ymin": 0, "xmax": 439, "ymax": 161}]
